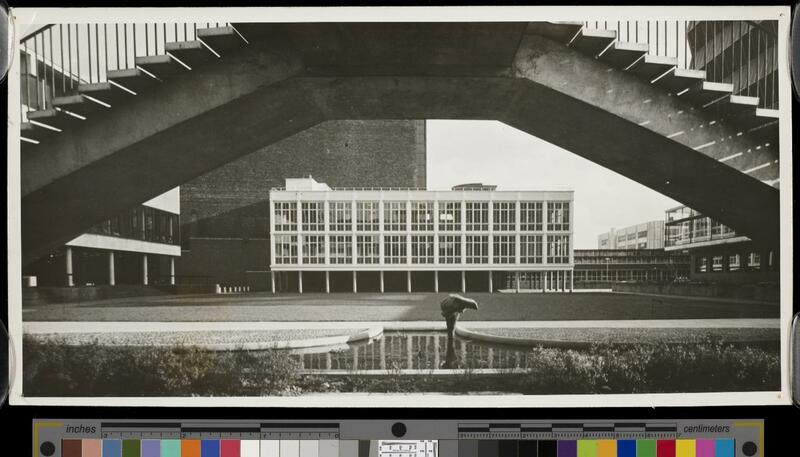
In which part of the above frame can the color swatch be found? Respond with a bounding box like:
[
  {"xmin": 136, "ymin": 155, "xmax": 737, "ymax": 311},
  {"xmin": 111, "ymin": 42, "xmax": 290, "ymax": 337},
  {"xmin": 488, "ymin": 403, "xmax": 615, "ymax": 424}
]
[{"xmin": 460, "ymin": 438, "xmax": 736, "ymax": 457}]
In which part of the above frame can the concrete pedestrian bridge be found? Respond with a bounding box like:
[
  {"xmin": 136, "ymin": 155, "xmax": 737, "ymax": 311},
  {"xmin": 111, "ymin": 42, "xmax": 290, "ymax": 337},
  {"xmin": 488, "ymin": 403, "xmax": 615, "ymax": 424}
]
[{"xmin": 19, "ymin": 22, "xmax": 781, "ymax": 264}]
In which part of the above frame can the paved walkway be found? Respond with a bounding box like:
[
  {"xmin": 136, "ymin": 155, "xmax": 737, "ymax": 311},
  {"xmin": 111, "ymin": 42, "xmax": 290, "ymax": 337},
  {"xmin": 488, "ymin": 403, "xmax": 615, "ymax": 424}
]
[{"xmin": 24, "ymin": 318, "xmax": 779, "ymax": 335}]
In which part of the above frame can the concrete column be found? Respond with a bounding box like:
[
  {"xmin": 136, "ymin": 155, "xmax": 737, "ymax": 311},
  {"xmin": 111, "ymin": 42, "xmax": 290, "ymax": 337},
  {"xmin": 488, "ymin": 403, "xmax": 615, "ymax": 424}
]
[
  {"xmin": 545, "ymin": 271, "xmax": 549, "ymax": 292},
  {"xmin": 169, "ymin": 257, "xmax": 176, "ymax": 285},
  {"xmin": 461, "ymin": 270, "xmax": 466, "ymax": 293},
  {"xmin": 107, "ymin": 251, "xmax": 115, "ymax": 286},
  {"xmin": 353, "ymin": 271, "xmax": 358, "ymax": 293},
  {"xmin": 434, "ymin": 270, "xmax": 439, "ymax": 293},
  {"xmin": 433, "ymin": 335, "xmax": 440, "ymax": 368},
  {"xmin": 142, "ymin": 254, "xmax": 148, "ymax": 285},
  {"xmin": 298, "ymin": 271, "xmax": 304, "ymax": 294},
  {"xmin": 541, "ymin": 271, "xmax": 546, "ymax": 293},
  {"xmin": 379, "ymin": 271, "xmax": 385, "ymax": 293},
  {"xmin": 488, "ymin": 271, "xmax": 493, "ymax": 293},
  {"xmin": 562, "ymin": 270, "xmax": 566, "ymax": 291},
  {"xmin": 271, "ymin": 271, "xmax": 276, "ymax": 294},
  {"xmin": 407, "ymin": 271, "xmax": 412, "ymax": 293},
  {"xmin": 406, "ymin": 335, "xmax": 413, "ymax": 369},
  {"xmin": 325, "ymin": 270, "xmax": 330, "ymax": 294},
  {"xmin": 570, "ymin": 270, "xmax": 574, "ymax": 292},
  {"xmin": 65, "ymin": 247, "xmax": 74, "ymax": 287},
  {"xmin": 380, "ymin": 337, "xmax": 386, "ymax": 370},
  {"xmin": 515, "ymin": 271, "xmax": 520, "ymax": 293}
]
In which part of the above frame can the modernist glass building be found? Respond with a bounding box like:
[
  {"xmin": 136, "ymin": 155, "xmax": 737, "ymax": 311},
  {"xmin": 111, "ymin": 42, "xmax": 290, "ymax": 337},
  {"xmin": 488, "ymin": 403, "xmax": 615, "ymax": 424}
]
[
  {"xmin": 269, "ymin": 178, "xmax": 574, "ymax": 293},
  {"xmin": 664, "ymin": 205, "xmax": 778, "ymax": 284}
]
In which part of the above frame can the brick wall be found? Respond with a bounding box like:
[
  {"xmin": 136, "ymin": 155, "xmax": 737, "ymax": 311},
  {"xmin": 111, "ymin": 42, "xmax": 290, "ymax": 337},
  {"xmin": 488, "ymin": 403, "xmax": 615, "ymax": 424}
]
[{"xmin": 177, "ymin": 120, "xmax": 427, "ymax": 285}]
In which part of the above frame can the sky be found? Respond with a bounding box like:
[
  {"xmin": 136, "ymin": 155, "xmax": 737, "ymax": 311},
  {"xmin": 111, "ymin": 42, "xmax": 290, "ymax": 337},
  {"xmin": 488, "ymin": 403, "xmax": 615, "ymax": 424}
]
[{"xmin": 425, "ymin": 120, "xmax": 679, "ymax": 249}]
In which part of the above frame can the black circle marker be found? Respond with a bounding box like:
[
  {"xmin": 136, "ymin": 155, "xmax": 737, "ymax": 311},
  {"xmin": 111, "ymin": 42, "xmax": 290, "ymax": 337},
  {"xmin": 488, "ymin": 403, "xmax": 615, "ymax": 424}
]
[
  {"xmin": 391, "ymin": 422, "xmax": 407, "ymax": 438},
  {"xmin": 40, "ymin": 441, "xmax": 56, "ymax": 457},
  {"xmin": 742, "ymin": 441, "xmax": 758, "ymax": 457}
]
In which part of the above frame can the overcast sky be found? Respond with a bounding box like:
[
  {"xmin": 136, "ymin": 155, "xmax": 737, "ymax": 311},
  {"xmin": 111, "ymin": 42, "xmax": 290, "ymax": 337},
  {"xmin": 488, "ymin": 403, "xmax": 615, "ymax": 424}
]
[{"xmin": 426, "ymin": 120, "xmax": 679, "ymax": 249}]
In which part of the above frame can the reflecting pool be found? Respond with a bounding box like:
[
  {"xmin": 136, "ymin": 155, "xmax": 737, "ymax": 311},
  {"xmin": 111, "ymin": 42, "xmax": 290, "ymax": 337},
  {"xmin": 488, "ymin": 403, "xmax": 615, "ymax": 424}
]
[{"xmin": 296, "ymin": 330, "xmax": 534, "ymax": 372}]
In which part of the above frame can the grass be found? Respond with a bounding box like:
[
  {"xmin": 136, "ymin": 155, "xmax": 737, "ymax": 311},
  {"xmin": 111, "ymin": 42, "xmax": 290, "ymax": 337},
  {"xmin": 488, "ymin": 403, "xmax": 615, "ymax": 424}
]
[
  {"xmin": 23, "ymin": 336, "xmax": 780, "ymax": 396},
  {"xmin": 22, "ymin": 292, "xmax": 779, "ymax": 322}
]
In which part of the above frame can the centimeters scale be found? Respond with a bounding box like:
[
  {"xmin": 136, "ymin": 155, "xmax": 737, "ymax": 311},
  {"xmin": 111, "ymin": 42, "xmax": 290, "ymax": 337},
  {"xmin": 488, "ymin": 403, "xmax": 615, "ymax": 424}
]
[{"xmin": 32, "ymin": 420, "xmax": 763, "ymax": 457}]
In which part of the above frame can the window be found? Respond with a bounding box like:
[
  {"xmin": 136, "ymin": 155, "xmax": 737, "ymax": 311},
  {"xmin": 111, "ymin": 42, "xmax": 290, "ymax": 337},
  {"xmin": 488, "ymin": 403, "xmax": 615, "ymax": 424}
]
[
  {"xmin": 384, "ymin": 235, "xmax": 407, "ymax": 264},
  {"xmin": 547, "ymin": 235, "xmax": 570, "ymax": 264},
  {"xmin": 411, "ymin": 235, "xmax": 434, "ymax": 264},
  {"xmin": 697, "ymin": 256, "xmax": 708, "ymax": 273},
  {"xmin": 438, "ymin": 235, "xmax": 461, "ymax": 264},
  {"xmin": 520, "ymin": 202, "xmax": 543, "ymax": 231},
  {"xmin": 493, "ymin": 235, "xmax": 516, "ymax": 264},
  {"xmin": 357, "ymin": 235, "xmax": 380, "ymax": 264},
  {"xmin": 617, "ymin": 235, "xmax": 627, "ymax": 246},
  {"xmin": 411, "ymin": 202, "xmax": 434, "ymax": 231},
  {"xmin": 438, "ymin": 202, "xmax": 461, "ymax": 231},
  {"xmin": 747, "ymin": 252, "xmax": 761, "ymax": 270},
  {"xmin": 493, "ymin": 202, "xmax": 516, "ymax": 231},
  {"xmin": 302, "ymin": 202, "xmax": 325, "ymax": 231},
  {"xmin": 384, "ymin": 201, "xmax": 407, "ymax": 231},
  {"xmin": 274, "ymin": 235, "xmax": 298, "ymax": 264},
  {"xmin": 637, "ymin": 230, "xmax": 647, "ymax": 238},
  {"xmin": 465, "ymin": 235, "xmax": 489, "ymax": 264},
  {"xmin": 729, "ymin": 254, "xmax": 740, "ymax": 272},
  {"xmin": 303, "ymin": 235, "xmax": 325, "ymax": 264},
  {"xmin": 520, "ymin": 235, "xmax": 543, "ymax": 264},
  {"xmin": 627, "ymin": 233, "xmax": 636, "ymax": 241},
  {"xmin": 710, "ymin": 220, "xmax": 724, "ymax": 237},
  {"xmin": 466, "ymin": 202, "xmax": 489, "ymax": 231},
  {"xmin": 547, "ymin": 202, "xmax": 570, "ymax": 231},
  {"xmin": 329, "ymin": 235, "xmax": 352, "ymax": 264},
  {"xmin": 356, "ymin": 202, "xmax": 380, "ymax": 231},
  {"xmin": 712, "ymin": 256, "xmax": 724, "ymax": 272},
  {"xmin": 692, "ymin": 217, "xmax": 709, "ymax": 240},
  {"xmin": 329, "ymin": 202, "xmax": 352, "ymax": 231},
  {"xmin": 274, "ymin": 202, "xmax": 297, "ymax": 232}
]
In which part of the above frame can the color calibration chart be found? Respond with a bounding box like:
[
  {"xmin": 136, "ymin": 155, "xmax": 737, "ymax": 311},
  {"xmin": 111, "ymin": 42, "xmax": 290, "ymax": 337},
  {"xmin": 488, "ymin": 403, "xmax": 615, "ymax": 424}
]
[{"xmin": 32, "ymin": 420, "xmax": 763, "ymax": 457}]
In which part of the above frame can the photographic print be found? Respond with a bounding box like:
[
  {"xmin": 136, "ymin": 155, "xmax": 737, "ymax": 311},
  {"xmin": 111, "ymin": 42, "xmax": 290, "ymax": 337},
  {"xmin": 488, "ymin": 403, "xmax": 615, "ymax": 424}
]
[{"xmin": 6, "ymin": 6, "xmax": 792, "ymax": 407}]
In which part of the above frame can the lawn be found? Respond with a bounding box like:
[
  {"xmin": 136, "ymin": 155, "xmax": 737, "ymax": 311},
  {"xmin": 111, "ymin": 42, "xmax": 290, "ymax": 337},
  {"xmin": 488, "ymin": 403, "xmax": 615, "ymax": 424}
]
[{"xmin": 23, "ymin": 291, "xmax": 779, "ymax": 322}]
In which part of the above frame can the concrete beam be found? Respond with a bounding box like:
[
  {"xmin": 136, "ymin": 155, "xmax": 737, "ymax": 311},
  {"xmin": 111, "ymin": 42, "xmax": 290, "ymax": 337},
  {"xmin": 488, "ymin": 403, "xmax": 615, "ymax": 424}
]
[{"xmin": 20, "ymin": 25, "xmax": 780, "ymax": 264}]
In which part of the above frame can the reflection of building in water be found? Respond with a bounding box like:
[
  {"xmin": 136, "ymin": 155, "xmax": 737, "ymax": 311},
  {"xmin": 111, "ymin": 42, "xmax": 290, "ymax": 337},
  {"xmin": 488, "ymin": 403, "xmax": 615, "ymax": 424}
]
[
  {"xmin": 300, "ymin": 332, "xmax": 530, "ymax": 371},
  {"xmin": 665, "ymin": 205, "xmax": 779, "ymax": 284},
  {"xmin": 270, "ymin": 177, "xmax": 575, "ymax": 293},
  {"xmin": 379, "ymin": 441, "xmax": 437, "ymax": 457}
]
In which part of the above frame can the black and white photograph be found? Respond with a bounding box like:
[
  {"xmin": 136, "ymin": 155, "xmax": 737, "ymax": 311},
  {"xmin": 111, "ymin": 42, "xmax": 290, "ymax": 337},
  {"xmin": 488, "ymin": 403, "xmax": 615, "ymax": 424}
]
[{"xmin": 6, "ymin": 6, "xmax": 792, "ymax": 406}]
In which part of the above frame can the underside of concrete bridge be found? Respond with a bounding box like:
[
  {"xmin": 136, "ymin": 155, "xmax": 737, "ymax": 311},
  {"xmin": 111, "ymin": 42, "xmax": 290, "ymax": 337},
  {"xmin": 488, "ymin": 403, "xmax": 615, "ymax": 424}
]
[{"xmin": 20, "ymin": 23, "xmax": 780, "ymax": 265}]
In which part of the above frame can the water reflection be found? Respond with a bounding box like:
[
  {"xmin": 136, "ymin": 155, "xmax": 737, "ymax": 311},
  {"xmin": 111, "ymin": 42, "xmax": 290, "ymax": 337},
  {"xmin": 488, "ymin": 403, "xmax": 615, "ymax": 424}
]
[{"xmin": 297, "ymin": 331, "xmax": 532, "ymax": 371}]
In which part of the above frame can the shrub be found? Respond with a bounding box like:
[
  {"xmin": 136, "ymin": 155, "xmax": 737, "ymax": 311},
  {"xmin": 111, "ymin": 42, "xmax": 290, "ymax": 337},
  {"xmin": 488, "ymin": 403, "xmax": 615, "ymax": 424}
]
[
  {"xmin": 23, "ymin": 337, "xmax": 300, "ymax": 397},
  {"xmin": 516, "ymin": 338, "xmax": 780, "ymax": 394}
]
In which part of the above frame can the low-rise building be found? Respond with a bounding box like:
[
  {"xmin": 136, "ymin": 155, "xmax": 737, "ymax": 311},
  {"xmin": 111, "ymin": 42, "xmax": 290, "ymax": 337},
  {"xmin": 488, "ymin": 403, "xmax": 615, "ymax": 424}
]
[
  {"xmin": 664, "ymin": 205, "xmax": 779, "ymax": 284},
  {"xmin": 23, "ymin": 191, "xmax": 181, "ymax": 288},
  {"xmin": 573, "ymin": 248, "xmax": 690, "ymax": 287},
  {"xmin": 597, "ymin": 220, "xmax": 664, "ymax": 249}
]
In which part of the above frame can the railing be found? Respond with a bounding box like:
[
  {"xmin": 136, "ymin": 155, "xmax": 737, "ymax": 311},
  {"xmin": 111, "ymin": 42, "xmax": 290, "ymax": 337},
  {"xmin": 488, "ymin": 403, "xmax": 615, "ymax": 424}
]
[
  {"xmin": 19, "ymin": 22, "xmax": 234, "ymax": 119},
  {"xmin": 579, "ymin": 20, "xmax": 779, "ymax": 108}
]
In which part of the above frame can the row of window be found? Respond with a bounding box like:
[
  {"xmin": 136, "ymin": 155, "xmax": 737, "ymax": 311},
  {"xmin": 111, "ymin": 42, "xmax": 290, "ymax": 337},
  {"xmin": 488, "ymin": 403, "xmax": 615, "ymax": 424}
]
[
  {"xmin": 696, "ymin": 252, "xmax": 774, "ymax": 273},
  {"xmin": 666, "ymin": 218, "xmax": 737, "ymax": 247},
  {"xmin": 273, "ymin": 201, "xmax": 570, "ymax": 232},
  {"xmin": 87, "ymin": 206, "xmax": 180, "ymax": 245},
  {"xmin": 574, "ymin": 269, "xmax": 689, "ymax": 282},
  {"xmin": 273, "ymin": 234, "xmax": 571, "ymax": 265}
]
